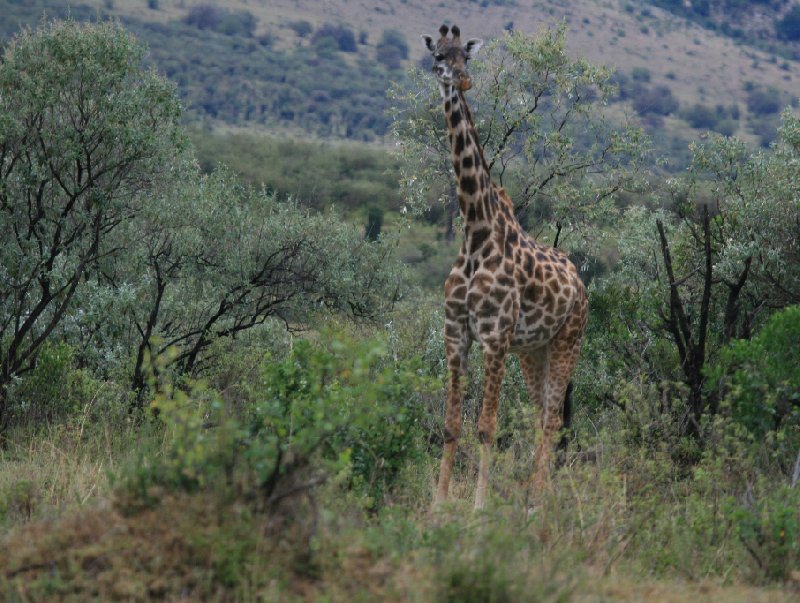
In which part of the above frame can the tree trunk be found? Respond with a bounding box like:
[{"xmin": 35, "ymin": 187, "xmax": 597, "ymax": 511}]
[{"xmin": 656, "ymin": 208, "xmax": 714, "ymax": 440}]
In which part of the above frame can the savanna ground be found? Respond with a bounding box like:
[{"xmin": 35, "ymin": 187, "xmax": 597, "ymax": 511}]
[{"xmin": 1, "ymin": 314, "xmax": 799, "ymax": 602}]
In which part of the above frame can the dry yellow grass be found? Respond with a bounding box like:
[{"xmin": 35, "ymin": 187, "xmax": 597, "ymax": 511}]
[{"xmin": 0, "ymin": 424, "xmax": 131, "ymax": 525}]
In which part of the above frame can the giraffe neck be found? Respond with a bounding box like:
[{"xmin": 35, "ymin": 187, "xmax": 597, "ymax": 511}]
[{"xmin": 443, "ymin": 88, "xmax": 498, "ymax": 234}]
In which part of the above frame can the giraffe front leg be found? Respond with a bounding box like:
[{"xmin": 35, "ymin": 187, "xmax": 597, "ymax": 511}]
[
  {"xmin": 434, "ymin": 332, "xmax": 470, "ymax": 510},
  {"xmin": 474, "ymin": 344, "xmax": 508, "ymax": 511}
]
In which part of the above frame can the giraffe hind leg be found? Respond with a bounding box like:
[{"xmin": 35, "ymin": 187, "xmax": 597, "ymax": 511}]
[
  {"xmin": 531, "ymin": 336, "xmax": 581, "ymax": 496},
  {"xmin": 519, "ymin": 348, "xmax": 548, "ymax": 439},
  {"xmin": 555, "ymin": 381, "xmax": 574, "ymax": 468}
]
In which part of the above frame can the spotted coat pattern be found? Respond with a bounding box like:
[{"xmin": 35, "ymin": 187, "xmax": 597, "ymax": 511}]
[{"xmin": 425, "ymin": 25, "xmax": 589, "ymax": 510}]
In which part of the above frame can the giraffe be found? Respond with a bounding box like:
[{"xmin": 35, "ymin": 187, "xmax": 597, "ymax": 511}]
[{"xmin": 421, "ymin": 24, "xmax": 589, "ymax": 510}]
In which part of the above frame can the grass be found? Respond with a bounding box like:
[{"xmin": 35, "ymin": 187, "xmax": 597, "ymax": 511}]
[
  {"xmin": 0, "ymin": 424, "xmax": 144, "ymax": 528},
  {"xmin": 2, "ymin": 404, "xmax": 799, "ymax": 601}
]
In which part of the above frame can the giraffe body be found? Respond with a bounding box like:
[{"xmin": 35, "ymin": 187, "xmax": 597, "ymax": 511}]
[{"xmin": 423, "ymin": 25, "xmax": 588, "ymax": 510}]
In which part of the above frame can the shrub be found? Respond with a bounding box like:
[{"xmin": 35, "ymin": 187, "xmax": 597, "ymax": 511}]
[
  {"xmin": 713, "ymin": 118, "xmax": 738, "ymax": 136},
  {"xmin": 746, "ymin": 87, "xmax": 782, "ymax": 115},
  {"xmin": 632, "ymin": 84, "xmax": 679, "ymax": 116},
  {"xmin": 287, "ymin": 19, "xmax": 313, "ymax": 38},
  {"xmin": 376, "ymin": 29, "xmax": 409, "ymax": 69},
  {"xmin": 706, "ymin": 305, "xmax": 800, "ymax": 445},
  {"xmin": 122, "ymin": 334, "xmax": 430, "ymax": 510},
  {"xmin": 730, "ymin": 483, "xmax": 800, "ymax": 582},
  {"xmin": 184, "ymin": 4, "xmax": 223, "ymax": 30},
  {"xmin": 6, "ymin": 341, "xmax": 124, "ymax": 428},
  {"xmin": 748, "ymin": 114, "xmax": 781, "ymax": 147},
  {"xmin": 312, "ymin": 23, "xmax": 357, "ymax": 52},
  {"xmin": 776, "ymin": 5, "xmax": 800, "ymax": 41},
  {"xmin": 184, "ymin": 5, "xmax": 257, "ymax": 37},
  {"xmin": 681, "ymin": 103, "xmax": 719, "ymax": 129},
  {"xmin": 219, "ymin": 10, "xmax": 257, "ymax": 37}
]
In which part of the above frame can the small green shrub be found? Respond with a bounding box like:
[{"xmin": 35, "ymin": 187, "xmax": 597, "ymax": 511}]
[
  {"xmin": 376, "ymin": 29, "xmax": 409, "ymax": 69},
  {"xmin": 7, "ymin": 342, "xmax": 111, "ymax": 426},
  {"xmin": 120, "ymin": 334, "xmax": 430, "ymax": 511},
  {"xmin": 312, "ymin": 23, "xmax": 357, "ymax": 52},
  {"xmin": 632, "ymin": 84, "xmax": 679, "ymax": 116},
  {"xmin": 681, "ymin": 103, "xmax": 720, "ymax": 129},
  {"xmin": 287, "ymin": 19, "xmax": 313, "ymax": 38},
  {"xmin": 707, "ymin": 305, "xmax": 800, "ymax": 446},
  {"xmin": 0, "ymin": 479, "xmax": 40, "ymax": 523},
  {"xmin": 746, "ymin": 87, "xmax": 782, "ymax": 116},
  {"xmin": 730, "ymin": 483, "xmax": 800, "ymax": 582}
]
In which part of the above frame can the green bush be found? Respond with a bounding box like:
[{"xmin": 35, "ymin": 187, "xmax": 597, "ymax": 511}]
[
  {"xmin": 376, "ymin": 29, "xmax": 409, "ymax": 70},
  {"xmin": 681, "ymin": 103, "xmax": 720, "ymax": 129},
  {"xmin": 730, "ymin": 482, "xmax": 800, "ymax": 582},
  {"xmin": 287, "ymin": 19, "xmax": 313, "ymax": 38},
  {"xmin": 7, "ymin": 342, "xmax": 111, "ymax": 426},
  {"xmin": 748, "ymin": 114, "xmax": 781, "ymax": 147},
  {"xmin": 312, "ymin": 23, "xmax": 357, "ymax": 52},
  {"xmin": 746, "ymin": 87, "xmax": 782, "ymax": 116},
  {"xmin": 632, "ymin": 84, "xmax": 679, "ymax": 116},
  {"xmin": 122, "ymin": 334, "xmax": 430, "ymax": 510},
  {"xmin": 706, "ymin": 305, "xmax": 800, "ymax": 444}
]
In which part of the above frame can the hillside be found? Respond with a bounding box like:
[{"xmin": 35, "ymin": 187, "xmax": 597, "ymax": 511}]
[
  {"xmin": 85, "ymin": 0, "xmax": 799, "ymax": 144},
  {"xmin": 2, "ymin": 0, "xmax": 797, "ymax": 151}
]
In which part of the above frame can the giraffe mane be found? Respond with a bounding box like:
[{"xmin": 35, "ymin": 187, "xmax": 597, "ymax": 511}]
[{"xmin": 496, "ymin": 187, "xmax": 515, "ymax": 212}]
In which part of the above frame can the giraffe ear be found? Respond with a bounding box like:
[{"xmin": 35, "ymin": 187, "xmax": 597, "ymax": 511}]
[
  {"xmin": 421, "ymin": 34, "xmax": 435, "ymax": 52},
  {"xmin": 464, "ymin": 38, "xmax": 484, "ymax": 58}
]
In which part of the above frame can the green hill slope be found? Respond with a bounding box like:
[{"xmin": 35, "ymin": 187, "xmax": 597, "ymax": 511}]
[{"xmin": 2, "ymin": 0, "xmax": 797, "ymax": 149}]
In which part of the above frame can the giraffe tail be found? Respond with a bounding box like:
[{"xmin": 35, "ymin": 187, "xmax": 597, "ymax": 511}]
[{"xmin": 555, "ymin": 381, "xmax": 573, "ymax": 467}]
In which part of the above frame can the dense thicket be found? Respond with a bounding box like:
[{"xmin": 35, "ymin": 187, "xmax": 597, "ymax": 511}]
[{"xmin": 0, "ymin": 21, "xmax": 407, "ymax": 427}]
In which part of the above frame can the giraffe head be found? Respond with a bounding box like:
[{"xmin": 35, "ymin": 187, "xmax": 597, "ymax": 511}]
[{"xmin": 421, "ymin": 24, "xmax": 483, "ymax": 97}]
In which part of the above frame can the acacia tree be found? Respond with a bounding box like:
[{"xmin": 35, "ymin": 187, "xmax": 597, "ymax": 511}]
[
  {"xmin": 0, "ymin": 20, "xmax": 182, "ymax": 424},
  {"xmin": 585, "ymin": 111, "xmax": 800, "ymax": 439},
  {"xmin": 111, "ymin": 166, "xmax": 408, "ymax": 398},
  {"xmin": 389, "ymin": 25, "xmax": 647, "ymax": 250},
  {"xmin": 0, "ymin": 21, "xmax": 410, "ymax": 423}
]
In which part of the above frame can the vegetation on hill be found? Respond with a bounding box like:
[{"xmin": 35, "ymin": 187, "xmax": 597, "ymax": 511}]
[
  {"xmin": 0, "ymin": 0, "xmax": 401, "ymax": 140},
  {"xmin": 645, "ymin": 0, "xmax": 800, "ymax": 58},
  {"xmin": 1, "ymin": 0, "xmax": 796, "ymax": 154}
]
